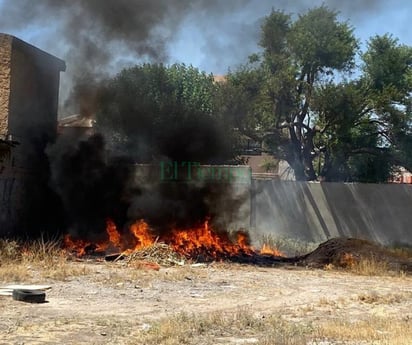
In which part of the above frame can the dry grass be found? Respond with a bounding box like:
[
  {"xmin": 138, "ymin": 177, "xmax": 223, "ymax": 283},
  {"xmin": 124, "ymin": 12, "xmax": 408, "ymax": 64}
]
[
  {"xmin": 132, "ymin": 309, "xmax": 313, "ymax": 345},
  {"xmin": 0, "ymin": 237, "xmax": 90, "ymax": 282},
  {"xmin": 346, "ymin": 256, "xmax": 409, "ymax": 277},
  {"xmin": 6, "ymin": 308, "xmax": 410, "ymax": 345},
  {"xmin": 388, "ymin": 245, "xmax": 412, "ymax": 260},
  {"xmin": 316, "ymin": 317, "xmax": 412, "ymax": 345},
  {"xmin": 355, "ymin": 291, "xmax": 412, "ymax": 305},
  {"xmin": 323, "ymin": 253, "xmax": 409, "ymax": 277},
  {"xmin": 42, "ymin": 262, "xmax": 90, "ymax": 281},
  {"xmin": 129, "ymin": 309, "xmax": 412, "ymax": 345},
  {"xmin": 0, "ymin": 238, "xmax": 20, "ymax": 260},
  {"xmin": 348, "ymin": 256, "xmax": 389, "ymax": 276},
  {"xmin": 0, "ymin": 238, "xmax": 32, "ymax": 282},
  {"xmin": 0, "ymin": 263, "xmax": 32, "ymax": 282},
  {"xmin": 257, "ymin": 234, "xmax": 319, "ymax": 257},
  {"xmin": 0, "ymin": 258, "xmax": 90, "ymax": 283},
  {"xmin": 0, "ymin": 236, "xmax": 66, "ymax": 263}
]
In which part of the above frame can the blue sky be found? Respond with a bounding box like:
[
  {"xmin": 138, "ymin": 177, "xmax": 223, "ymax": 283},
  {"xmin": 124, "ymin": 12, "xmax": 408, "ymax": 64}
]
[
  {"xmin": 167, "ymin": 0, "xmax": 412, "ymax": 74},
  {"xmin": 0, "ymin": 0, "xmax": 411, "ymax": 109},
  {"xmin": 0, "ymin": 0, "xmax": 411, "ymax": 75}
]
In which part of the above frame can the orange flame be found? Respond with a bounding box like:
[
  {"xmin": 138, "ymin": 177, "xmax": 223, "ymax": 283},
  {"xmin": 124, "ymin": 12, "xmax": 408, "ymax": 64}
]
[
  {"xmin": 63, "ymin": 218, "xmax": 283, "ymax": 260},
  {"xmin": 106, "ymin": 219, "xmax": 121, "ymax": 247},
  {"xmin": 63, "ymin": 234, "xmax": 90, "ymax": 257},
  {"xmin": 130, "ymin": 220, "xmax": 154, "ymax": 248},
  {"xmin": 260, "ymin": 243, "xmax": 283, "ymax": 257}
]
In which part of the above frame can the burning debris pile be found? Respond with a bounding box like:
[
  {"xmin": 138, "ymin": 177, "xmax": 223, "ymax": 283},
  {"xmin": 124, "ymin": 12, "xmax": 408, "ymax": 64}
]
[
  {"xmin": 125, "ymin": 243, "xmax": 184, "ymax": 268},
  {"xmin": 63, "ymin": 223, "xmax": 412, "ymax": 272},
  {"xmin": 48, "ymin": 131, "xmax": 254, "ymax": 261},
  {"xmin": 63, "ymin": 218, "xmax": 283, "ymax": 263}
]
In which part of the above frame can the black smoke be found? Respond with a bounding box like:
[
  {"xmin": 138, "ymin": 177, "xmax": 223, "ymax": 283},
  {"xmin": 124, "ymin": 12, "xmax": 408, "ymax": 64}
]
[
  {"xmin": 0, "ymin": 0, "xmax": 389, "ymax": 238},
  {"xmin": 47, "ymin": 133, "xmax": 137, "ymax": 239},
  {"xmin": 47, "ymin": 131, "xmax": 249, "ymax": 238},
  {"xmin": 0, "ymin": 0, "xmax": 257, "ymax": 115},
  {"xmin": 0, "ymin": 0, "xmax": 190, "ymax": 115},
  {"xmin": 0, "ymin": 0, "xmax": 390, "ymax": 113}
]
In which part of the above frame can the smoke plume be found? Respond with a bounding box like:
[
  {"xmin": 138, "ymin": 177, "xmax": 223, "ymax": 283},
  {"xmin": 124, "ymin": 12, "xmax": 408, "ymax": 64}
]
[
  {"xmin": 47, "ymin": 134, "xmax": 136, "ymax": 239},
  {"xmin": 0, "ymin": 0, "xmax": 394, "ymax": 238},
  {"xmin": 47, "ymin": 132, "xmax": 249, "ymax": 239},
  {"xmin": 0, "ymin": 0, "xmax": 391, "ymax": 114}
]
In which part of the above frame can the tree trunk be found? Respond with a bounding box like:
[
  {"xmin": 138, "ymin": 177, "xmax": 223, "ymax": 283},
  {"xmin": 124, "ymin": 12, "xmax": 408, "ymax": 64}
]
[
  {"xmin": 288, "ymin": 157, "xmax": 306, "ymax": 181},
  {"xmin": 286, "ymin": 125, "xmax": 318, "ymax": 181},
  {"xmin": 303, "ymin": 151, "xmax": 317, "ymax": 181},
  {"xmin": 286, "ymin": 127, "xmax": 306, "ymax": 180}
]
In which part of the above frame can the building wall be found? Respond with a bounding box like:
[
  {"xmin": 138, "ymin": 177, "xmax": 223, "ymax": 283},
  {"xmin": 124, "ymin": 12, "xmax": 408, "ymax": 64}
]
[
  {"xmin": 389, "ymin": 167, "xmax": 412, "ymax": 184},
  {"xmin": 0, "ymin": 34, "xmax": 65, "ymax": 236},
  {"xmin": 8, "ymin": 36, "xmax": 63, "ymax": 169},
  {"xmin": 251, "ymin": 180, "xmax": 412, "ymax": 246},
  {"xmin": 0, "ymin": 34, "xmax": 12, "ymax": 137}
]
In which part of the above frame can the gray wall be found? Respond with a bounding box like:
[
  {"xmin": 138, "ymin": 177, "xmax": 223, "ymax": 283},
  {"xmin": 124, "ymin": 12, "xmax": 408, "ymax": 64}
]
[
  {"xmin": 251, "ymin": 180, "xmax": 412, "ymax": 246},
  {"xmin": 131, "ymin": 164, "xmax": 252, "ymax": 231},
  {"xmin": 0, "ymin": 176, "xmax": 23, "ymax": 235}
]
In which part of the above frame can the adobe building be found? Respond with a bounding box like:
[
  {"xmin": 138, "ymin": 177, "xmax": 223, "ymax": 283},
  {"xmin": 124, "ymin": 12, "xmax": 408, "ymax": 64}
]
[{"xmin": 0, "ymin": 33, "xmax": 65, "ymax": 235}]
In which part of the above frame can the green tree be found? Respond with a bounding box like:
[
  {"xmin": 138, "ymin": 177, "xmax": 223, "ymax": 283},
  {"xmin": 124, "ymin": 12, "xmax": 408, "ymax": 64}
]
[
  {"xmin": 226, "ymin": 6, "xmax": 358, "ymax": 180},
  {"xmin": 96, "ymin": 63, "xmax": 233, "ymax": 163},
  {"xmin": 312, "ymin": 34, "xmax": 412, "ymax": 182},
  {"xmin": 226, "ymin": 6, "xmax": 412, "ymax": 182},
  {"xmin": 312, "ymin": 80, "xmax": 393, "ymax": 182},
  {"xmin": 361, "ymin": 34, "xmax": 412, "ymax": 174}
]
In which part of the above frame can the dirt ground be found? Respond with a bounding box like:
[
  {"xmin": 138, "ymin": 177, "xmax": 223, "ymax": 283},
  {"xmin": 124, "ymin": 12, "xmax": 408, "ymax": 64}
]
[{"xmin": 0, "ymin": 261, "xmax": 411, "ymax": 345}]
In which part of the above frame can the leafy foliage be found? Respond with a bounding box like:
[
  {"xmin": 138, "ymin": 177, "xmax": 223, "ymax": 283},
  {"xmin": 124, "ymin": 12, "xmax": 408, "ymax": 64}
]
[
  {"xmin": 96, "ymin": 63, "xmax": 233, "ymax": 163},
  {"xmin": 363, "ymin": 34, "xmax": 412, "ymax": 99},
  {"xmin": 94, "ymin": 6, "xmax": 412, "ymax": 183},
  {"xmin": 224, "ymin": 5, "xmax": 412, "ymax": 182}
]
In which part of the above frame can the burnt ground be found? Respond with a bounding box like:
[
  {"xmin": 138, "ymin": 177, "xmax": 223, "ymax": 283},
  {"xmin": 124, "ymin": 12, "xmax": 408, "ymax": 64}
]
[{"xmin": 0, "ymin": 238, "xmax": 411, "ymax": 344}]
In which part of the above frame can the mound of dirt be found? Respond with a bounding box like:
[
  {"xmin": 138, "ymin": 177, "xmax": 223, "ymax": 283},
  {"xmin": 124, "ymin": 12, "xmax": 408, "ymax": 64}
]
[{"xmin": 299, "ymin": 237, "xmax": 412, "ymax": 272}]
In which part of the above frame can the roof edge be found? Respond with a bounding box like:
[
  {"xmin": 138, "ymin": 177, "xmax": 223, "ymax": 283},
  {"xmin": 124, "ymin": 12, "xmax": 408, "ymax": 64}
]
[{"xmin": 0, "ymin": 32, "xmax": 66, "ymax": 72}]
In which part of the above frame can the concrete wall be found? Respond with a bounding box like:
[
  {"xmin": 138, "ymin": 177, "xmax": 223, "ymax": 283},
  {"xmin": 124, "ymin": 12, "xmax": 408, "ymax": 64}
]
[
  {"xmin": 251, "ymin": 180, "xmax": 412, "ymax": 246},
  {"xmin": 131, "ymin": 164, "xmax": 252, "ymax": 230}
]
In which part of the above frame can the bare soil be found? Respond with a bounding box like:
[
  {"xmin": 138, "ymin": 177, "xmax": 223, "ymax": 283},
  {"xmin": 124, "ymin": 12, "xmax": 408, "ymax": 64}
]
[
  {"xmin": 1, "ymin": 238, "xmax": 411, "ymax": 344},
  {"xmin": 0, "ymin": 260, "xmax": 411, "ymax": 345}
]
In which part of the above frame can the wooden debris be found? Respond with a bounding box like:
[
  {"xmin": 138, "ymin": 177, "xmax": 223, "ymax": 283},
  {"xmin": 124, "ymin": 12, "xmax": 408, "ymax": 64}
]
[
  {"xmin": 104, "ymin": 253, "xmax": 124, "ymax": 262},
  {"xmin": 126, "ymin": 243, "xmax": 186, "ymax": 267}
]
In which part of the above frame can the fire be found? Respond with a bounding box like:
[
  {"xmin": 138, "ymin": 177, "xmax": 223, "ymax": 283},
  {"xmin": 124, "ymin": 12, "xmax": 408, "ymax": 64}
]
[
  {"xmin": 165, "ymin": 221, "xmax": 255, "ymax": 258},
  {"xmin": 63, "ymin": 235, "xmax": 89, "ymax": 257},
  {"xmin": 129, "ymin": 220, "xmax": 154, "ymax": 247},
  {"xmin": 63, "ymin": 218, "xmax": 283, "ymax": 260},
  {"xmin": 106, "ymin": 219, "xmax": 121, "ymax": 247},
  {"xmin": 260, "ymin": 243, "xmax": 283, "ymax": 257}
]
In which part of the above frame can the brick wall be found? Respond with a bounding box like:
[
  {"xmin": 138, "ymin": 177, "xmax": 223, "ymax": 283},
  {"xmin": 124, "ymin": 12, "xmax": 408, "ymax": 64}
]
[{"xmin": 0, "ymin": 34, "xmax": 12, "ymax": 138}]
